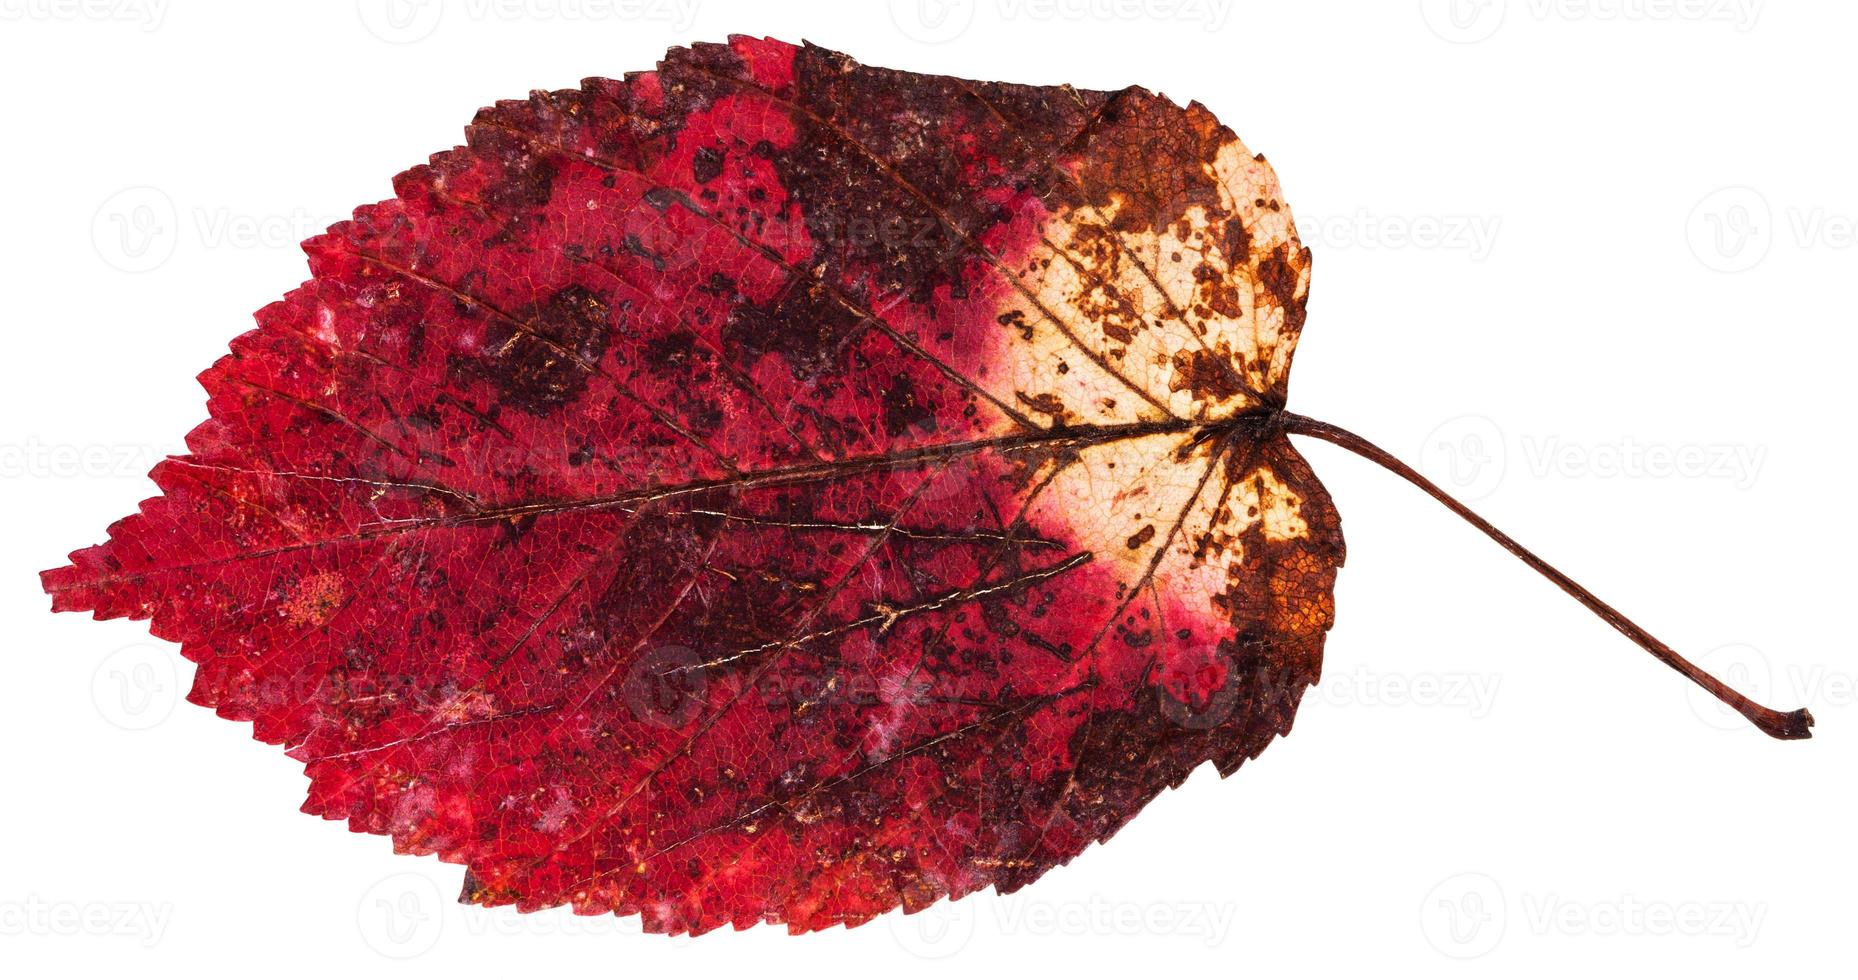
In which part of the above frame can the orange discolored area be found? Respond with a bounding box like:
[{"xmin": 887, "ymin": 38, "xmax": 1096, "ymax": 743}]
[{"xmin": 279, "ymin": 570, "xmax": 346, "ymax": 628}]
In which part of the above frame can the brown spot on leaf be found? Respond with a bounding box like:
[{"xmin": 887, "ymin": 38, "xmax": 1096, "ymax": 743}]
[
  {"xmin": 1169, "ymin": 348, "xmax": 1245, "ymax": 404},
  {"xmin": 1014, "ymin": 391, "xmax": 1070, "ymax": 425},
  {"xmin": 881, "ymin": 373, "xmax": 938, "ymax": 437},
  {"xmin": 691, "ymin": 145, "xmax": 725, "ymax": 184},
  {"xmin": 468, "ymin": 284, "xmax": 613, "ymax": 415}
]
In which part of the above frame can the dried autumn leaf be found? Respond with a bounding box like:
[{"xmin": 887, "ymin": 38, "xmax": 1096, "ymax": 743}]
[{"xmin": 43, "ymin": 37, "xmax": 1810, "ymax": 935}]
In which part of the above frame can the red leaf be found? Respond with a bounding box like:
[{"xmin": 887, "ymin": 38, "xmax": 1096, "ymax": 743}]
[
  {"xmin": 46, "ymin": 38, "xmax": 1340, "ymax": 933},
  {"xmin": 57, "ymin": 36, "xmax": 1805, "ymax": 936}
]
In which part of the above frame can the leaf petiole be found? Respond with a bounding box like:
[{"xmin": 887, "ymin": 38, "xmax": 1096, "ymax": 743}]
[{"xmin": 1279, "ymin": 412, "xmax": 1814, "ymax": 741}]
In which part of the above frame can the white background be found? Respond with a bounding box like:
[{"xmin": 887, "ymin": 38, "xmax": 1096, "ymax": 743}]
[{"xmin": 2, "ymin": 0, "xmax": 1851, "ymax": 975}]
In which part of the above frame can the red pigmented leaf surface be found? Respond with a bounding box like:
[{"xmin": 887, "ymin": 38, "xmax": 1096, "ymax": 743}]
[{"xmin": 45, "ymin": 37, "xmax": 1344, "ymax": 934}]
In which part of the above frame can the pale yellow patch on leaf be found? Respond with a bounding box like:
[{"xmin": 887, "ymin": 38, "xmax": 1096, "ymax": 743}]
[{"xmin": 989, "ymin": 138, "xmax": 1309, "ymax": 429}]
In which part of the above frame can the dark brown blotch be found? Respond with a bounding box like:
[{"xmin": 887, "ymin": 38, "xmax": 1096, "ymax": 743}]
[{"xmin": 465, "ymin": 284, "xmax": 613, "ymax": 415}]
